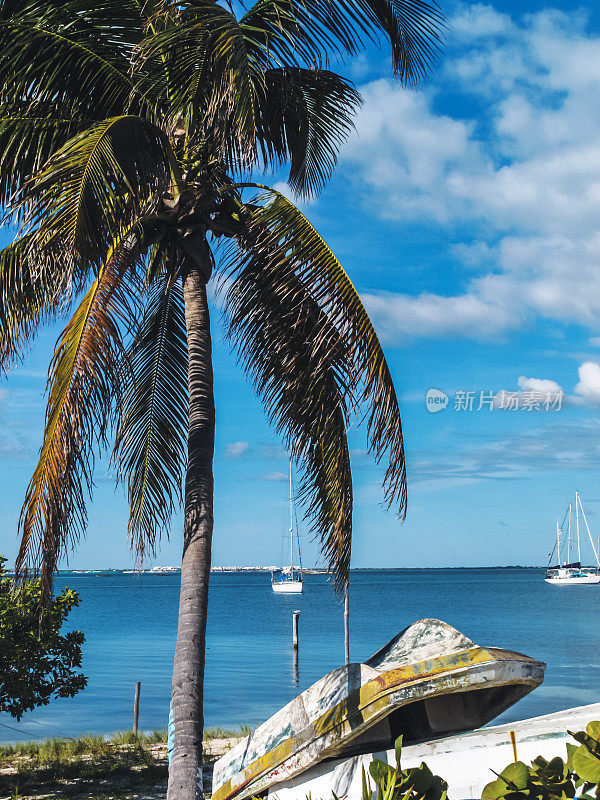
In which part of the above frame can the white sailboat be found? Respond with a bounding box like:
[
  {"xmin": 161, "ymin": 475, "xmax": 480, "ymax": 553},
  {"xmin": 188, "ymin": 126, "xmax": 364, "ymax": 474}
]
[
  {"xmin": 272, "ymin": 460, "xmax": 303, "ymax": 594},
  {"xmin": 545, "ymin": 491, "xmax": 600, "ymax": 585}
]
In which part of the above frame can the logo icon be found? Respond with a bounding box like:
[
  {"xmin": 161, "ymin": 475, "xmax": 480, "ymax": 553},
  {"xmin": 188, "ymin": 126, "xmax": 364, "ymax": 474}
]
[{"xmin": 426, "ymin": 388, "xmax": 448, "ymax": 413}]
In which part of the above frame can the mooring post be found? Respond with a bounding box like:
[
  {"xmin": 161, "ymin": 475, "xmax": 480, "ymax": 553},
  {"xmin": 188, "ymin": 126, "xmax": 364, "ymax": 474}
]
[
  {"xmin": 344, "ymin": 582, "xmax": 350, "ymax": 665},
  {"xmin": 510, "ymin": 730, "xmax": 518, "ymax": 762},
  {"xmin": 133, "ymin": 681, "xmax": 141, "ymax": 735},
  {"xmin": 292, "ymin": 647, "xmax": 299, "ymax": 685},
  {"xmin": 293, "ymin": 610, "xmax": 300, "ymax": 650}
]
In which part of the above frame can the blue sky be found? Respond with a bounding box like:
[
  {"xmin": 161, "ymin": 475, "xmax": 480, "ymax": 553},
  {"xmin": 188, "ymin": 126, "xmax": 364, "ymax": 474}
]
[{"xmin": 3, "ymin": 0, "xmax": 600, "ymax": 570}]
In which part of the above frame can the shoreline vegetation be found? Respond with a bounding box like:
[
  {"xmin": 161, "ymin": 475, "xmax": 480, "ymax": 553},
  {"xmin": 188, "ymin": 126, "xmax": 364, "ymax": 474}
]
[
  {"xmin": 5, "ymin": 719, "xmax": 600, "ymax": 800},
  {"xmin": 0, "ymin": 728, "xmax": 245, "ymax": 800}
]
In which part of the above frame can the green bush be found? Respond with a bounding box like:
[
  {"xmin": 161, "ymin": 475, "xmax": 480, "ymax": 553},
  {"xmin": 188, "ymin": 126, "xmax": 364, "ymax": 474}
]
[
  {"xmin": 361, "ymin": 736, "xmax": 448, "ymax": 800},
  {"xmin": 0, "ymin": 555, "xmax": 86, "ymax": 719},
  {"xmin": 360, "ymin": 722, "xmax": 600, "ymax": 800},
  {"xmin": 480, "ymin": 720, "xmax": 600, "ymax": 800}
]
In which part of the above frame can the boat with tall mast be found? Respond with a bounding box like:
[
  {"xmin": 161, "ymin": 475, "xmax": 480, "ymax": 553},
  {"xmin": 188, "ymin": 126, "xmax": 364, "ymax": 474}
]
[
  {"xmin": 271, "ymin": 460, "xmax": 303, "ymax": 594},
  {"xmin": 545, "ymin": 491, "xmax": 600, "ymax": 585}
]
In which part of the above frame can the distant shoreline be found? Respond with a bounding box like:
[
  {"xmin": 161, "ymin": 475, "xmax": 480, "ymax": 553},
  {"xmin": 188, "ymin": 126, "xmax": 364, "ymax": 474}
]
[{"xmin": 46, "ymin": 564, "xmax": 544, "ymax": 575}]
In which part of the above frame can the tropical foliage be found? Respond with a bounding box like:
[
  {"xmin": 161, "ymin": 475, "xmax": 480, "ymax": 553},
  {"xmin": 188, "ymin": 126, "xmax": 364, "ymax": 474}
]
[
  {"xmin": 364, "ymin": 726, "xmax": 600, "ymax": 800},
  {"xmin": 0, "ymin": 555, "xmax": 85, "ymax": 720},
  {"xmin": 362, "ymin": 736, "xmax": 448, "ymax": 800},
  {"xmin": 481, "ymin": 721, "xmax": 600, "ymax": 800},
  {"xmin": 0, "ymin": 0, "xmax": 444, "ymax": 796}
]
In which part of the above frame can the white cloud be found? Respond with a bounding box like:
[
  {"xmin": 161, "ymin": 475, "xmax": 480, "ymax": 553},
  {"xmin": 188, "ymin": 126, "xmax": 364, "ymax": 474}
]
[
  {"xmin": 262, "ymin": 471, "xmax": 288, "ymax": 482},
  {"xmin": 340, "ymin": 6, "xmax": 600, "ymax": 341},
  {"xmin": 343, "ymin": 82, "xmax": 486, "ymax": 225},
  {"xmin": 575, "ymin": 362, "xmax": 600, "ymax": 406},
  {"xmin": 225, "ymin": 441, "xmax": 249, "ymax": 460},
  {"xmin": 490, "ymin": 374, "xmax": 566, "ymax": 409},
  {"xmin": 484, "ymin": 364, "xmax": 600, "ymax": 409},
  {"xmin": 410, "ymin": 419, "xmax": 600, "ymax": 489},
  {"xmin": 363, "ymin": 290, "xmax": 519, "ymax": 342},
  {"xmin": 450, "ymin": 4, "xmax": 513, "ymax": 39},
  {"xmin": 517, "ymin": 376, "xmax": 564, "ymax": 395}
]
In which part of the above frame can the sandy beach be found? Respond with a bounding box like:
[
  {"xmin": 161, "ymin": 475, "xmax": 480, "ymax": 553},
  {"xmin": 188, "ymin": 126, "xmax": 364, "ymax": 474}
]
[{"xmin": 0, "ymin": 737, "xmax": 242, "ymax": 800}]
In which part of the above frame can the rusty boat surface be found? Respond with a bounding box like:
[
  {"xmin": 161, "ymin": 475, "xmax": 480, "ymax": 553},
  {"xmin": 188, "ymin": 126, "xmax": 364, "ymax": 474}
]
[{"xmin": 212, "ymin": 619, "xmax": 545, "ymax": 800}]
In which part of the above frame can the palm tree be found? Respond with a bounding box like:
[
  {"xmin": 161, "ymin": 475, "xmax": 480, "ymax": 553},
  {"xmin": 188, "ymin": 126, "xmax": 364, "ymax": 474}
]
[{"xmin": 0, "ymin": 1, "xmax": 443, "ymax": 798}]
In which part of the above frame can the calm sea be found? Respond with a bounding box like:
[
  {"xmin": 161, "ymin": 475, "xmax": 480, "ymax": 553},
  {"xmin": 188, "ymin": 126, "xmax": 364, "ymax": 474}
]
[{"xmin": 1, "ymin": 569, "xmax": 599, "ymax": 743}]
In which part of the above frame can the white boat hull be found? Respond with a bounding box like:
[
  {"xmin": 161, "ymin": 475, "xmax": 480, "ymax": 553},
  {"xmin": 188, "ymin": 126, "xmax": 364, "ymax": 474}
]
[
  {"xmin": 545, "ymin": 574, "xmax": 600, "ymax": 585},
  {"xmin": 272, "ymin": 581, "xmax": 303, "ymax": 593},
  {"xmin": 266, "ymin": 702, "xmax": 600, "ymax": 800}
]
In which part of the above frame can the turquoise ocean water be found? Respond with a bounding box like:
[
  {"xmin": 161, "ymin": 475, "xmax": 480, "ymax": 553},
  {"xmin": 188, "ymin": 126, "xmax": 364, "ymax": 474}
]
[{"xmin": 1, "ymin": 568, "xmax": 599, "ymax": 743}]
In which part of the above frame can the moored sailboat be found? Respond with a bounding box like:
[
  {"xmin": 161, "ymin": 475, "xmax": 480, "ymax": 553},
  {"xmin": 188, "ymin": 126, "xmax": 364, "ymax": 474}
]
[
  {"xmin": 271, "ymin": 460, "xmax": 303, "ymax": 594},
  {"xmin": 545, "ymin": 492, "xmax": 600, "ymax": 585}
]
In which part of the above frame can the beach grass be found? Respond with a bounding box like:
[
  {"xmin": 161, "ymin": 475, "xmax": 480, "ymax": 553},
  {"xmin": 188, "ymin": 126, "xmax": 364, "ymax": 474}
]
[
  {"xmin": 204, "ymin": 724, "xmax": 251, "ymax": 740},
  {"xmin": 0, "ymin": 731, "xmax": 162, "ymax": 765},
  {"xmin": 0, "ymin": 727, "xmax": 247, "ymax": 798},
  {"xmin": 0, "ymin": 724, "xmax": 250, "ymax": 765}
]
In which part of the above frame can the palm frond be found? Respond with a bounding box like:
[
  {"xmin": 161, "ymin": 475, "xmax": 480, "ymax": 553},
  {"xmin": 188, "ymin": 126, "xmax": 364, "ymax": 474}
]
[
  {"xmin": 0, "ymin": 103, "xmax": 90, "ymax": 205},
  {"xmin": 363, "ymin": 0, "xmax": 445, "ymax": 84},
  {"xmin": 225, "ymin": 239, "xmax": 354, "ymax": 585},
  {"xmin": 294, "ymin": 0, "xmax": 445, "ymax": 84},
  {"xmin": 236, "ymin": 0, "xmax": 332, "ymax": 67},
  {"xmin": 136, "ymin": 2, "xmax": 263, "ymax": 152},
  {"xmin": 136, "ymin": 7, "xmax": 360, "ymax": 191},
  {"xmin": 113, "ymin": 269, "xmax": 188, "ymax": 560},
  {"xmin": 256, "ymin": 68, "xmax": 361, "ymax": 199},
  {"xmin": 16, "ymin": 228, "xmax": 142, "ymax": 596},
  {"xmin": 0, "ymin": 1, "xmax": 138, "ymax": 119},
  {"xmin": 0, "ymin": 235, "xmax": 69, "ymax": 373},
  {"xmin": 228, "ymin": 188, "xmax": 406, "ymax": 519},
  {"xmin": 19, "ymin": 116, "xmax": 174, "ymax": 269}
]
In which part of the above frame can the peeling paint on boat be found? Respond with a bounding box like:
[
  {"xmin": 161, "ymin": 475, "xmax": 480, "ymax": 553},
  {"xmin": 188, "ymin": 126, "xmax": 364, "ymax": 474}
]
[{"xmin": 212, "ymin": 619, "xmax": 545, "ymax": 800}]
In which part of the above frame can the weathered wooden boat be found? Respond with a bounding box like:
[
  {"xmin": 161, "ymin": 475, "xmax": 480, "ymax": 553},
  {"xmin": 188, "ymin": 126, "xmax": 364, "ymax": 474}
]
[{"xmin": 211, "ymin": 619, "xmax": 545, "ymax": 800}]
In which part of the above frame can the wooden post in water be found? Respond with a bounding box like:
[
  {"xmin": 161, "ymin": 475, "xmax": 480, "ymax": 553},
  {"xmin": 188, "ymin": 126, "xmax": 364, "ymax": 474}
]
[
  {"xmin": 133, "ymin": 681, "xmax": 141, "ymax": 735},
  {"xmin": 293, "ymin": 610, "xmax": 300, "ymax": 651},
  {"xmin": 344, "ymin": 582, "xmax": 350, "ymax": 665}
]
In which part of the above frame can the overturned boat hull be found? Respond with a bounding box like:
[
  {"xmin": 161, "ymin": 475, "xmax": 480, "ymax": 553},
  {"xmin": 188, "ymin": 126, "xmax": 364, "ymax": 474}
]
[
  {"xmin": 212, "ymin": 619, "xmax": 545, "ymax": 800},
  {"xmin": 267, "ymin": 702, "xmax": 600, "ymax": 800}
]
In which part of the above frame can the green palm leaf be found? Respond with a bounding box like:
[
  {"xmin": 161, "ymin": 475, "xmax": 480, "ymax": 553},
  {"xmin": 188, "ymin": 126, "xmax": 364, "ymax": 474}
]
[
  {"xmin": 136, "ymin": 2, "xmax": 264, "ymax": 153},
  {"xmin": 226, "ymin": 248, "xmax": 354, "ymax": 584},
  {"xmin": 114, "ymin": 270, "xmax": 188, "ymax": 559},
  {"xmin": 20, "ymin": 116, "xmax": 175, "ymax": 269},
  {"xmin": 228, "ymin": 188, "xmax": 407, "ymax": 519},
  {"xmin": 256, "ymin": 68, "xmax": 361, "ymax": 198},
  {"xmin": 0, "ymin": 103, "xmax": 89, "ymax": 204},
  {"xmin": 294, "ymin": 0, "xmax": 444, "ymax": 83},
  {"xmin": 0, "ymin": 0, "xmax": 138, "ymax": 119},
  {"xmin": 0, "ymin": 235, "xmax": 68, "ymax": 372},
  {"xmin": 16, "ymin": 229, "xmax": 142, "ymax": 596}
]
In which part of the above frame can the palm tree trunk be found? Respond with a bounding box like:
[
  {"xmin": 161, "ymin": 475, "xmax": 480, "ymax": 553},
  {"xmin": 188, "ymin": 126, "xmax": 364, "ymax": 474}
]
[{"xmin": 168, "ymin": 257, "xmax": 215, "ymax": 800}]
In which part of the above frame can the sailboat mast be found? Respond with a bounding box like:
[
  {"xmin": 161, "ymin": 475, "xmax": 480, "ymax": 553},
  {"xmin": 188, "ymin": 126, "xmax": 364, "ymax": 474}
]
[
  {"xmin": 557, "ymin": 520, "xmax": 561, "ymax": 567},
  {"xmin": 577, "ymin": 493, "xmax": 600, "ymax": 568},
  {"xmin": 289, "ymin": 458, "xmax": 294, "ymax": 572},
  {"xmin": 576, "ymin": 491, "xmax": 581, "ymax": 564},
  {"xmin": 568, "ymin": 502, "xmax": 572, "ymax": 563}
]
